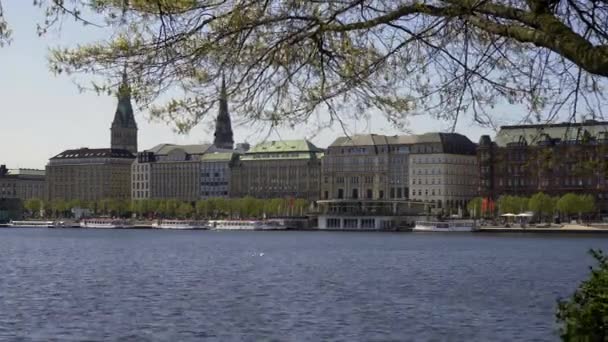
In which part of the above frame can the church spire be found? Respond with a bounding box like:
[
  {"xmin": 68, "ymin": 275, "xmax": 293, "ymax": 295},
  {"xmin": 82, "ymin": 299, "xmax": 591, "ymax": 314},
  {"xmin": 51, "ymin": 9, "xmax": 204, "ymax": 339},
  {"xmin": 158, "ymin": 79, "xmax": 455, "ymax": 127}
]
[
  {"xmin": 213, "ymin": 76, "xmax": 234, "ymax": 150},
  {"xmin": 111, "ymin": 67, "xmax": 138, "ymax": 154}
]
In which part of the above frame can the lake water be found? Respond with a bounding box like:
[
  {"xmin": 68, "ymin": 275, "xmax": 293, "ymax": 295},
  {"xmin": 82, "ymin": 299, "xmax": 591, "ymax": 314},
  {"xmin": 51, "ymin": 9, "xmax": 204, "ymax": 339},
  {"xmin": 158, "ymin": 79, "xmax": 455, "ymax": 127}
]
[{"xmin": 0, "ymin": 229, "xmax": 606, "ymax": 341}]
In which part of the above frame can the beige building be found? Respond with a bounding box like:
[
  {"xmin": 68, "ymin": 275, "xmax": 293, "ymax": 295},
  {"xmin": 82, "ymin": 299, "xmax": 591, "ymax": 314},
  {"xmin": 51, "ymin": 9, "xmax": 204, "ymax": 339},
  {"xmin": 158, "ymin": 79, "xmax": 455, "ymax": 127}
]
[
  {"xmin": 132, "ymin": 144, "xmax": 214, "ymax": 201},
  {"xmin": 230, "ymin": 140, "xmax": 323, "ymax": 200},
  {"xmin": 46, "ymin": 148, "xmax": 134, "ymax": 201},
  {"xmin": 321, "ymin": 133, "xmax": 477, "ymax": 213},
  {"xmin": 321, "ymin": 134, "xmax": 412, "ymax": 200},
  {"xmin": 408, "ymin": 133, "xmax": 478, "ymax": 213},
  {"xmin": 0, "ymin": 165, "xmax": 46, "ymax": 201}
]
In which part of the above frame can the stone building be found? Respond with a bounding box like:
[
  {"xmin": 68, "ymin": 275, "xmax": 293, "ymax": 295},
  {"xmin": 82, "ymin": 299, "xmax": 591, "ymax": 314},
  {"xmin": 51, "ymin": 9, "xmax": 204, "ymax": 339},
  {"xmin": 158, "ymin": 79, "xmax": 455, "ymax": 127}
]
[
  {"xmin": 321, "ymin": 133, "xmax": 478, "ymax": 214},
  {"xmin": 230, "ymin": 140, "xmax": 323, "ymax": 200},
  {"xmin": 46, "ymin": 148, "xmax": 134, "ymax": 201},
  {"xmin": 46, "ymin": 76, "xmax": 137, "ymax": 202},
  {"xmin": 132, "ymin": 144, "xmax": 215, "ymax": 201},
  {"xmin": 200, "ymin": 152, "xmax": 237, "ymax": 198},
  {"xmin": 407, "ymin": 133, "xmax": 478, "ymax": 213},
  {"xmin": 478, "ymin": 120, "xmax": 608, "ymax": 211},
  {"xmin": 0, "ymin": 165, "xmax": 46, "ymax": 201},
  {"xmin": 321, "ymin": 134, "xmax": 411, "ymax": 201}
]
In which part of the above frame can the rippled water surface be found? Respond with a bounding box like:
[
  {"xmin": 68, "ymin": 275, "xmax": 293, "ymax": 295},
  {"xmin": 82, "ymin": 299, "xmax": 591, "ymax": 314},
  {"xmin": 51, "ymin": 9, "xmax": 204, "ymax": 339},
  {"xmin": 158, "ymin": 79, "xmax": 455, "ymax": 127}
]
[{"xmin": 0, "ymin": 229, "xmax": 607, "ymax": 341}]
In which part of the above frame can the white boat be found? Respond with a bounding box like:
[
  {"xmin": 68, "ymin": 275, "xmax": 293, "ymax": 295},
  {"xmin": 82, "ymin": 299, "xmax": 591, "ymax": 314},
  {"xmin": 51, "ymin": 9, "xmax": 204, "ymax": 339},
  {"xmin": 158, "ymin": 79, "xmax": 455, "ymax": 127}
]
[
  {"xmin": 8, "ymin": 220, "xmax": 55, "ymax": 228},
  {"xmin": 152, "ymin": 219, "xmax": 210, "ymax": 230},
  {"xmin": 413, "ymin": 220, "xmax": 476, "ymax": 232},
  {"xmin": 80, "ymin": 218, "xmax": 133, "ymax": 229},
  {"xmin": 209, "ymin": 220, "xmax": 286, "ymax": 231}
]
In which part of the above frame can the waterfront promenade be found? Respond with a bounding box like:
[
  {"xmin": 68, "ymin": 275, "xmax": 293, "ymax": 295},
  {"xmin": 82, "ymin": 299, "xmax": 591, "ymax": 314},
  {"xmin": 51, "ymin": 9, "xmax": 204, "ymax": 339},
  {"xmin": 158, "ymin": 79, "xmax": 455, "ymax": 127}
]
[{"xmin": 477, "ymin": 224, "xmax": 608, "ymax": 234}]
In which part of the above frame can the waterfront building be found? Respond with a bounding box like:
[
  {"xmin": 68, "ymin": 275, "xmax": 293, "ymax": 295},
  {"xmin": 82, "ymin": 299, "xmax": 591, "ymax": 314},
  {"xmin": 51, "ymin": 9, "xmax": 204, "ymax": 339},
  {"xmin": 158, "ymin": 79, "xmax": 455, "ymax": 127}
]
[
  {"xmin": 317, "ymin": 132, "xmax": 478, "ymax": 229},
  {"xmin": 0, "ymin": 165, "xmax": 46, "ymax": 201},
  {"xmin": 478, "ymin": 120, "xmax": 608, "ymax": 211},
  {"xmin": 408, "ymin": 133, "xmax": 478, "ymax": 213},
  {"xmin": 46, "ymin": 75, "xmax": 137, "ymax": 202},
  {"xmin": 200, "ymin": 152, "xmax": 237, "ymax": 198},
  {"xmin": 321, "ymin": 133, "xmax": 477, "ymax": 212},
  {"xmin": 321, "ymin": 134, "xmax": 411, "ymax": 201},
  {"xmin": 46, "ymin": 148, "xmax": 134, "ymax": 201},
  {"xmin": 132, "ymin": 144, "xmax": 217, "ymax": 201},
  {"xmin": 229, "ymin": 140, "xmax": 324, "ymax": 200}
]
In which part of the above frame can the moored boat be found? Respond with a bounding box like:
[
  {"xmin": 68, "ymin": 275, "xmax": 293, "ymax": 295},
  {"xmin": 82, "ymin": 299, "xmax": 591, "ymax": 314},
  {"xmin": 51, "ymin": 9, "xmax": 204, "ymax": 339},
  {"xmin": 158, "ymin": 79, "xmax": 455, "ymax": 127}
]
[
  {"xmin": 80, "ymin": 218, "xmax": 133, "ymax": 229},
  {"xmin": 413, "ymin": 220, "xmax": 476, "ymax": 232},
  {"xmin": 7, "ymin": 220, "xmax": 56, "ymax": 228},
  {"xmin": 151, "ymin": 219, "xmax": 210, "ymax": 230},
  {"xmin": 208, "ymin": 220, "xmax": 286, "ymax": 231}
]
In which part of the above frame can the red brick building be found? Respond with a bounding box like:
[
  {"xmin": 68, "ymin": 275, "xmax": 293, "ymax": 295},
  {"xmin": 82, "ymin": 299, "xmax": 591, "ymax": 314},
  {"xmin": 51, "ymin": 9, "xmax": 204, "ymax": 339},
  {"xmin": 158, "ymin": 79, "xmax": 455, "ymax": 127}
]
[{"xmin": 478, "ymin": 120, "xmax": 608, "ymax": 212}]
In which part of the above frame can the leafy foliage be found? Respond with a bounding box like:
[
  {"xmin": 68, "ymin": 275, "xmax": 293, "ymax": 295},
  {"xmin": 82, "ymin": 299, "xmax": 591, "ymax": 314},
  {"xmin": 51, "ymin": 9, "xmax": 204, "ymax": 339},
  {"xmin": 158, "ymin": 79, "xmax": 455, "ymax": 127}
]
[
  {"xmin": 557, "ymin": 193, "xmax": 595, "ymax": 220},
  {"xmin": 33, "ymin": 197, "xmax": 311, "ymax": 219},
  {"xmin": 3, "ymin": 0, "xmax": 608, "ymax": 131},
  {"xmin": 466, "ymin": 197, "xmax": 483, "ymax": 218},
  {"xmin": 497, "ymin": 195, "xmax": 529, "ymax": 214},
  {"xmin": 528, "ymin": 192, "xmax": 557, "ymax": 221},
  {"xmin": 23, "ymin": 198, "xmax": 42, "ymax": 217},
  {"xmin": 557, "ymin": 249, "xmax": 608, "ymax": 341}
]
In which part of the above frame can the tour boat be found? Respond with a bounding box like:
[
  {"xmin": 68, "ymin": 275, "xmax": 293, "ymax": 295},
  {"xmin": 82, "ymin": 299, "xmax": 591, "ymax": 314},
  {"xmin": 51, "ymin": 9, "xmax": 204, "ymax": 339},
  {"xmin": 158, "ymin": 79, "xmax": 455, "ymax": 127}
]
[
  {"xmin": 8, "ymin": 220, "xmax": 56, "ymax": 228},
  {"xmin": 413, "ymin": 220, "xmax": 476, "ymax": 232},
  {"xmin": 80, "ymin": 218, "xmax": 133, "ymax": 229},
  {"xmin": 151, "ymin": 219, "xmax": 210, "ymax": 230},
  {"xmin": 208, "ymin": 220, "xmax": 286, "ymax": 231}
]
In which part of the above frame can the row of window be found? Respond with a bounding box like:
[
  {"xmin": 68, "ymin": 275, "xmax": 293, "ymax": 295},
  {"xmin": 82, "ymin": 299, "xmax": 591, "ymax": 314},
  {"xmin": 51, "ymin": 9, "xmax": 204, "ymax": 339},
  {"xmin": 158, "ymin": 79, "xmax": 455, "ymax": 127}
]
[
  {"xmin": 326, "ymin": 187, "xmax": 409, "ymax": 200},
  {"xmin": 411, "ymin": 188, "xmax": 476, "ymax": 197},
  {"xmin": 411, "ymin": 157, "xmax": 476, "ymax": 165},
  {"xmin": 327, "ymin": 144, "xmax": 439, "ymax": 156},
  {"xmin": 498, "ymin": 177, "xmax": 597, "ymax": 187}
]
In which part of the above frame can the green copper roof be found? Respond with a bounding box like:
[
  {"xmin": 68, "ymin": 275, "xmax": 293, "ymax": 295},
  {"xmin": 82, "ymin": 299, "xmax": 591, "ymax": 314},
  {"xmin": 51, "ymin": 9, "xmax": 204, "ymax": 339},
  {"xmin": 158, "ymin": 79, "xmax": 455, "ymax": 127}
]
[
  {"xmin": 249, "ymin": 139, "xmax": 322, "ymax": 153},
  {"xmin": 241, "ymin": 139, "xmax": 323, "ymax": 161},
  {"xmin": 201, "ymin": 152, "xmax": 235, "ymax": 161}
]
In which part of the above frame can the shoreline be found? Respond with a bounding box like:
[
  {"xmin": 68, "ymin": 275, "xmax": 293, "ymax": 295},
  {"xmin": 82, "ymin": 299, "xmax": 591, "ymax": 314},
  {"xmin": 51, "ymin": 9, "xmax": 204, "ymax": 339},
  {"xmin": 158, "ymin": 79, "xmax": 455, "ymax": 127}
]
[{"xmin": 3, "ymin": 223, "xmax": 608, "ymax": 234}]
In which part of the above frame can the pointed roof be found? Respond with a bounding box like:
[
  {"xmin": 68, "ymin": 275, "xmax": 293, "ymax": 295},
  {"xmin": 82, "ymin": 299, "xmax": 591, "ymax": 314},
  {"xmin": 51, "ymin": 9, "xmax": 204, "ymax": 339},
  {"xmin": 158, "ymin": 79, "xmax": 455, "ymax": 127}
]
[
  {"xmin": 112, "ymin": 70, "xmax": 137, "ymax": 129},
  {"xmin": 213, "ymin": 77, "xmax": 234, "ymax": 149}
]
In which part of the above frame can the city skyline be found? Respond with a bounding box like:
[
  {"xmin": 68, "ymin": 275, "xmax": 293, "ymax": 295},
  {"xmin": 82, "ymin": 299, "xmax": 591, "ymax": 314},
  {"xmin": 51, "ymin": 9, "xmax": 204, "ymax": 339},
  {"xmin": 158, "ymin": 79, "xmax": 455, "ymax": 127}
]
[{"xmin": 0, "ymin": 2, "xmax": 523, "ymax": 169}]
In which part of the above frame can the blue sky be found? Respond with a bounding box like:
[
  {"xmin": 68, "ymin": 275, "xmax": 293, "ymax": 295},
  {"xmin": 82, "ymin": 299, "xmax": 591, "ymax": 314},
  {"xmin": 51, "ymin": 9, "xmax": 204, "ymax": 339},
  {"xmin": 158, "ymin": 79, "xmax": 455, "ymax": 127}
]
[{"xmin": 0, "ymin": 2, "xmax": 496, "ymax": 169}]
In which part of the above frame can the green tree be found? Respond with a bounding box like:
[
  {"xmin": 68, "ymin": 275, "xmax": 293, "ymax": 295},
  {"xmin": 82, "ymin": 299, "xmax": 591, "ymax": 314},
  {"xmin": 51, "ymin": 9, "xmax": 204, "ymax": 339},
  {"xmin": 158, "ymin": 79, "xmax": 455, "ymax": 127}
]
[
  {"xmin": 97, "ymin": 199, "xmax": 110, "ymax": 215},
  {"xmin": 176, "ymin": 202, "xmax": 193, "ymax": 218},
  {"xmin": 294, "ymin": 199, "xmax": 309, "ymax": 217},
  {"xmin": 466, "ymin": 197, "xmax": 483, "ymax": 218},
  {"xmin": 67, "ymin": 199, "xmax": 82, "ymax": 210},
  {"xmin": 580, "ymin": 195, "xmax": 596, "ymax": 220},
  {"xmin": 52, "ymin": 199, "xmax": 68, "ymax": 218},
  {"xmin": 557, "ymin": 249, "xmax": 608, "ymax": 340},
  {"xmin": 497, "ymin": 195, "xmax": 527, "ymax": 215},
  {"xmin": 164, "ymin": 199, "xmax": 179, "ymax": 218},
  {"xmin": 529, "ymin": 192, "xmax": 555, "ymax": 222},
  {"xmin": 2, "ymin": 1, "xmax": 608, "ymax": 131},
  {"xmin": 558, "ymin": 194, "xmax": 596, "ymax": 222},
  {"xmin": 23, "ymin": 198, "xmax": 42, "ymax": 218},
  {"xmin": 195, "ymin": 200, "xmax": 209, "ymax": 218}
]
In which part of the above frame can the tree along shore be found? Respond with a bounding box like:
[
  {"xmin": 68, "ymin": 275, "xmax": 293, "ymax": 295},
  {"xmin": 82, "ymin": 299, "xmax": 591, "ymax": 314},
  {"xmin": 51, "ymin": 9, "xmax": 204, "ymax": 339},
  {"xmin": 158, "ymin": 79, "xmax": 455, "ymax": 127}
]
[{"xmin": 22, "ymin": 197, "xmax": 311, "ymax": 220}]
